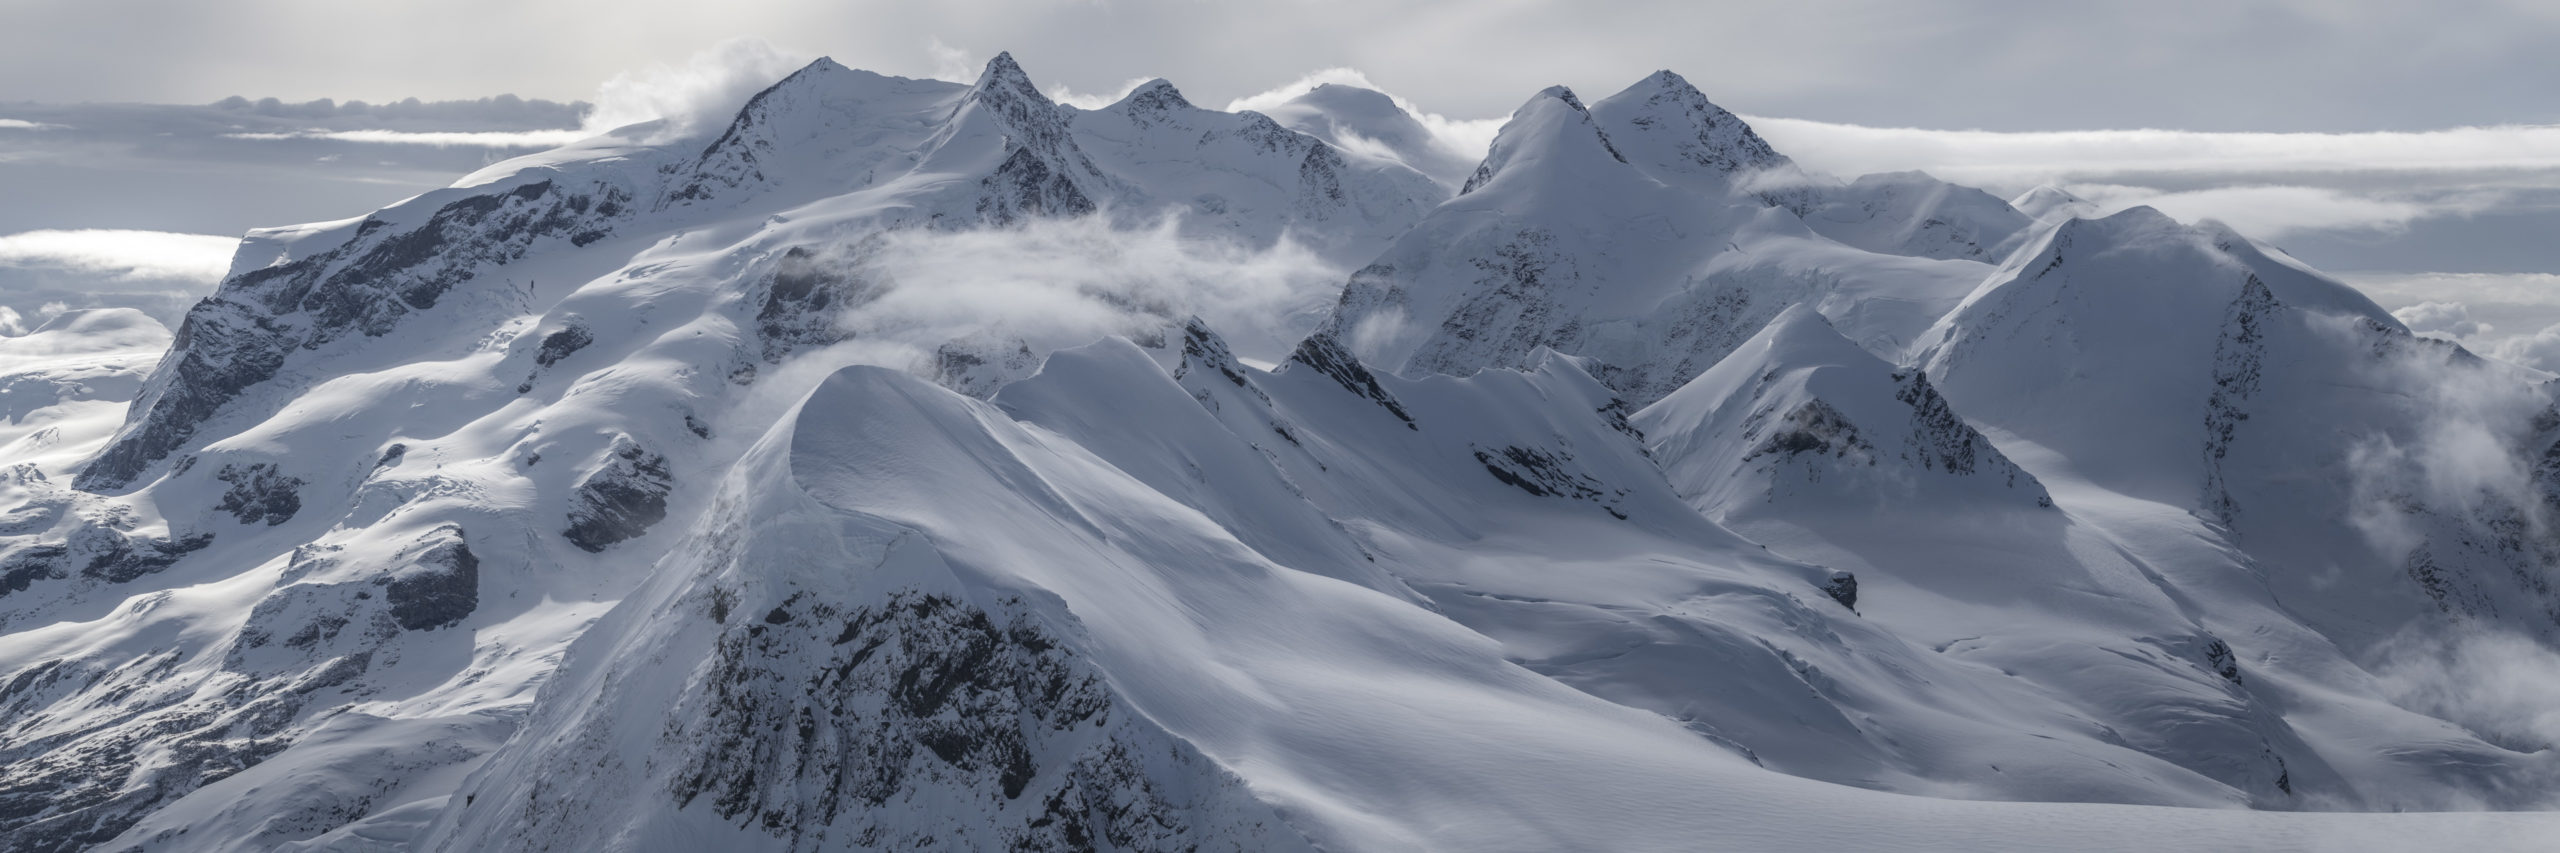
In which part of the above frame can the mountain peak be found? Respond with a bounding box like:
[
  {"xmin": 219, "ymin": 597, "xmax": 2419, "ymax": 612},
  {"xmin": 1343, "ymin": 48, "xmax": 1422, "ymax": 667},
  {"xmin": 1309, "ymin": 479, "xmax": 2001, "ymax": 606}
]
[
  {"xmin": 972, "ymin": 51, "xmax": 1050, "ymax": 108},
  {"xmin": 1637, "ymin": 69, "xmax": 1691, "ymax": 92},
  {"xmin": 1536, "ymin": 84, "xmax": 1590, "ymax": 112},
  {"xmin": 792, "ymin": 56, "xmax": 852, "ymax": 79},
  {"xmin": 984, "ymin": 50, "xmax": 1025, "ymax": 79},
  {"xmin": 1638, "ymin": 300, "xmax": 2053, "ymax": 517},
  {"xmin": 2010, "ymin": 184, "xmax": 2096, "ymax": 222},
  {"xmin": 1459, "ymin": 85, "xmax": 1627, "ymax": 194},
  {"xmin": 1590, "ymin": 68, "xmax": 1790, "ymax": 188},
  {"xmin": 955, "ymin": 49, "xmax": 1077, "ymax": 156},
  {"xmin": 1116, "ymin": 78, "xmax": 1192, "ymax": 114}
]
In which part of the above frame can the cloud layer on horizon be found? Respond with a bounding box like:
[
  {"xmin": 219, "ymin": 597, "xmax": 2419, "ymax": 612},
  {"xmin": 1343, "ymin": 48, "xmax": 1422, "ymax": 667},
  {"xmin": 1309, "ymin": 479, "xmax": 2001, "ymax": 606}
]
[{"xmin": 5, "ymin": 0, "xmax": 2555, "ymax": 136}]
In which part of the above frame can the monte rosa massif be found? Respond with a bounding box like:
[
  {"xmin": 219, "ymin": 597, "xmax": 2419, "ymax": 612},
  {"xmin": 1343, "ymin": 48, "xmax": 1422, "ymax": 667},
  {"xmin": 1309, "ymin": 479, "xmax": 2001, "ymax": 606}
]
[{"xmin": 3, "ymin": 53, "xmax": 2558, "ymax": 852}]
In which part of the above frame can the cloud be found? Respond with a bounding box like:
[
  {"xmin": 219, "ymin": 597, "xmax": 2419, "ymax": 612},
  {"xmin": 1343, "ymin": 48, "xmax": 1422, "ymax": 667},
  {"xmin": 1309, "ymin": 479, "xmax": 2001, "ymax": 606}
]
[
  {"xmin": 0, "ymin": 229, "xmax": 237, "ymax": 282},
  {"xmin": 0, "ymin": 119, "xmax": 64, "ymax": 131},
  {"xmin": 925, "ymin": 38, "xmax": 978, "ymax": 85},
  {"xmin": 223, "ymin": 129, "xmax": 591, "ymax": 148},
  {"xmin": 1225, "ymin": 68, "xmax": 1503, "ymax": 162},
  {"xmin": 803, "ymin": 213, "xmax": 1348, "ymax": 380},
  {"xmin": 208, "ymin": 94, "xmax": 587, "ymax": 132},
  {"xmin": 2341, "ymin": 273, "xmax": 2560, "ymax": 372},
  {"xmin": 1745, "ymin": 120, "xmax": 2560, "ymax": 187},
  {"xmin": 578, "ymin": 37, "xmax": 812, "ymax": 138},
  {"xmin": 2489, "ymin": 324, "xmax": 2560, "ymax": 374},
  {"xmin": 2393, "ymin": 301, "xmax": 2490, "ymax": 339},
  {"xmin": 0, "ymin": 305, "xmax": 21, "ymax": 335},
  {"xmin": 2372, "ymin": 625, "xmax": 2560, "ymax": 761},
  {"xmin": 1047, "ymin": 77, "xmax": 1158, "ymax": 111},
  {"xmin": 1728, "ymin": 119, "xmax": 2560, "ymax": 244},
  {"xmin": 2061, "ymin": 184, "xmax": 2472, "ymax": 240}
]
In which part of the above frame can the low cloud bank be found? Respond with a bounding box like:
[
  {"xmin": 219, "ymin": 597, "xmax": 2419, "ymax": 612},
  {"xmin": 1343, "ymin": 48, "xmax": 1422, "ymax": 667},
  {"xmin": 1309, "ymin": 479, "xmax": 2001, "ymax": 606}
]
[
  {"xmin": 0, "ymin": 229, "xmax": 235, "ymax": 328},
  {"xmin": 828, "ymin": 214, "xmax": 1348, "ymax": 373},
  {"xmin": 0, "ymin": 229, "xmax": 236, "ymax": 282},
  {"xmin": 2348, "ymin": 273, "xmax": 2560, "ymax": 374}
]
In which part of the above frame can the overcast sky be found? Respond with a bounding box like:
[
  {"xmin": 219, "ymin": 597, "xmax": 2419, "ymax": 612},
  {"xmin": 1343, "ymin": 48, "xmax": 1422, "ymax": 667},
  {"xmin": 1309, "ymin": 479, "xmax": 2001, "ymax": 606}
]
[
  {"xmin": 6, "ymin": 0, "xmax": 2557, "ymax": 132},
  {"xmin": 2, "ymin": 0, "xmax": 2557, "ymax": 363}
]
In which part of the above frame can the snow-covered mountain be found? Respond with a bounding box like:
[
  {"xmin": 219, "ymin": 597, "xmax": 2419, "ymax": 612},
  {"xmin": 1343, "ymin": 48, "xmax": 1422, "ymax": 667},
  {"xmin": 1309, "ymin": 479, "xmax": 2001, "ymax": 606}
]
[{"xmin": 5, "ymin": 53, "xmax": 2560, "ymax": 852}]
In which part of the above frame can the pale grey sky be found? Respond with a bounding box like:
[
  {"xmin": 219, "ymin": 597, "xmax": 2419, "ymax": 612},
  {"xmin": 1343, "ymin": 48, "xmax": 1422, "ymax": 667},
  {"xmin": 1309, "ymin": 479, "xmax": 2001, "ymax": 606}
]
[{"xmin": 3, "ymin": 0, "xmax": 2555, "ymax": 132}]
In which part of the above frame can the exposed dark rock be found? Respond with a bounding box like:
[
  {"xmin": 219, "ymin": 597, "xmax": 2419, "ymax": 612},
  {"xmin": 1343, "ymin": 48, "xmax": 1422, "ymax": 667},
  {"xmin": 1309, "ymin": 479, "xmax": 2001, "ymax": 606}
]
[
  {"xmin": 755, "ymin": 245, "xmax": 879, "ymax": 364},
  {"xmin": 563, "ymin": 435, "xmax": 674, "ymax": 552},
  {"xmin": 1296, "ymin": 142, "xmax": 1348, "ymax": 207},
  {"xmin": 79, "ymin": 178, "xmax": 631, "ymax": 492},
  {"xmin": 1175, "ymin": 318, "xmax": 1255, "ymax": 391},
  {"xmin": 382, "ymin": 525, "xmax": 480, "ymax": 631},
  {"xmin": 1745, "ymin": 399, "xmax": 1872, "ymax": 463},
  {"xmin": 79, "ymin": 531, "xmax": 213, "ymax": 584},
  {"xmin": 2201, "ymin": 274, "xmax": 2277, "ymax": 523},
  {"xmin": 657, "ymin": 589, "xmax": 1291, "ymax": 850},
  {"xmin": 0, "ymin": 641, "xmax": 337, "ymax": 853},
  {"xmin": 533, "ymin": 322, "xmax": 593, "ymax": 367},
  {"xmin": 0, "ymin": 546, "xmax": 65, "ymax": 597},
  {"xmin": 215, "ymin": 462, "xmax": 304, "ymax": 526},
  {"xmin": 1472, "ymin": 444, "xmax": 1630, "ymax": 519},
  {"xmin": 1823, "ymin": 571, "xmax": 1858, "ymax": 611},
  {"xmin": 2204, "ymin": 639, "xmax": 2241, "ymax": 684},
  {"xmin": 977, "ymin": 146, "xmax": 1098, "ymax": 225},
  {"xmin": 1285, "ymin": 332, "xmax": 1414, "ymax": 429},
  {"xmin": 659, "ymin": 59, "xmax": 845, "ymax": 207},
  {"xmin": 933, "ymin": 339, "xmax": 1040, "ymax": 399}
]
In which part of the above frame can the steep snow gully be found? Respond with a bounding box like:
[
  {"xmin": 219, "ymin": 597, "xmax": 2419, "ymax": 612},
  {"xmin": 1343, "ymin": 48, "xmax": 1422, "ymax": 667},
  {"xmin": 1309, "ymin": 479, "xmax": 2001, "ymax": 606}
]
[{"xmin": 4, "ymin": 53, "xmax": 2560, "ymax": 852}]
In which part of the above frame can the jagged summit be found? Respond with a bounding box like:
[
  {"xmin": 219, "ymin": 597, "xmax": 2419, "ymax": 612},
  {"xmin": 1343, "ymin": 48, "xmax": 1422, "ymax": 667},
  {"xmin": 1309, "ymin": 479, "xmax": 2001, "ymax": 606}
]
[
  {"xmin": 1113, "ymin": 77, "xmax": 1192, "ymax": 114},
  {"xmin": 976, "ymin": 50, "xmax": 1037, "ymax": 94},
  {"xmin": 958, "ymin": 50, "xmax": 1069, "ymax": 139},
  {"xmin": 1590, "ymin": 69, "xmax": 1792, "ymax": 191}
]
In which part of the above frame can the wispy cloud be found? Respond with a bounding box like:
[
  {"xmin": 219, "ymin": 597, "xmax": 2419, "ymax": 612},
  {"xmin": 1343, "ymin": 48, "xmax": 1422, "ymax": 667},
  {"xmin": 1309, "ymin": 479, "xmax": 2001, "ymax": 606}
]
[
  {"xmin": 1735, "ymin": 117, "xmax": 2560, "ymax": 248},
  {"xmin": 578, "ymin": 37, "xmax": 810, "ymax": 138},
  {"xmin": 924, "ymin": 37, "xmax": 979, "ymax": 85},
  {"xmin": 2340, "ymin": 273, "xmax": 2560, "ymax": 374},
  {"xmin": 1048, "ymin": 77, "xmax": 1157, "ymax": 111},
  {"xmin": 0, "ymin": 118, "xmax": 64, "ymax": 131},
  {"xmin": 2063, "ymin": 183, "xmax": 2475, "ymax": 240},
  {"xmin": 2394, "ymin": 301, "xmax": 2491, "ymax": 339},
  {"xmin": 2372, "ymin": 624, "xmax": 2560, "ymax": 776},
  {"xmin": 1224, "ymin": 68, "xmax": 1502, "ymax": 164},
  {"xmin": 803, "ymin": 213, "xmax": 1347, "ymax": 378},
  {"xmin": 223, "ymin": 129, "xmax": 591, "ymax": 148},
  {"xmin": 1745, "ymin": 119, "xmax": 2560, "ymax": 185}
]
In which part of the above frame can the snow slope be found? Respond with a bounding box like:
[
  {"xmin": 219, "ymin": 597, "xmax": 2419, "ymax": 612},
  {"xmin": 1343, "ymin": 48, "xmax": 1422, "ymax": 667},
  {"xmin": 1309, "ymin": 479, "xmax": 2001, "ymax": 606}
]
[
  {"xmin": 1320, "ymin": 74, "xmax": 2024, "ymax": 408},
  {"xmin": 2, "ymin": 52, "xmax": 2558, "ymax": 853}
]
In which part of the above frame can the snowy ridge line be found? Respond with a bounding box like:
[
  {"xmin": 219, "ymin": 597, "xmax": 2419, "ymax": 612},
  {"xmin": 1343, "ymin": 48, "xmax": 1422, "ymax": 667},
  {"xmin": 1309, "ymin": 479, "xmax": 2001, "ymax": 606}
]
[{"xmin": 0, "ymin": 50, "xmax": 2557, "ymax": 852}]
